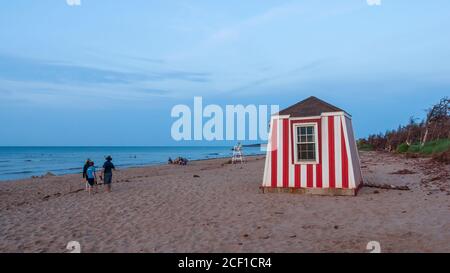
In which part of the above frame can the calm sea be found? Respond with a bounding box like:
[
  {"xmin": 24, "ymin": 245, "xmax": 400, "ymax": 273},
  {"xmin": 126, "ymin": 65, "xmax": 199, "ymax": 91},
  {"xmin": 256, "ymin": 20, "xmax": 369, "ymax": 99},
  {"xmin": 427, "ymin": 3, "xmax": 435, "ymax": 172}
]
[{"xmin": 0, "ymin": 146, "xmax": 265, "ymax": 181}]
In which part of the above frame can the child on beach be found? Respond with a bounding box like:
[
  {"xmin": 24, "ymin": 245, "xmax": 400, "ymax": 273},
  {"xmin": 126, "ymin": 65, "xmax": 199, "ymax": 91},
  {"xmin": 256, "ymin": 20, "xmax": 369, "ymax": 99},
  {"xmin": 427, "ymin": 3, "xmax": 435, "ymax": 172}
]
[{"xmin": 86, "ymin": 161, "xmax": 97, "ymax": 195}]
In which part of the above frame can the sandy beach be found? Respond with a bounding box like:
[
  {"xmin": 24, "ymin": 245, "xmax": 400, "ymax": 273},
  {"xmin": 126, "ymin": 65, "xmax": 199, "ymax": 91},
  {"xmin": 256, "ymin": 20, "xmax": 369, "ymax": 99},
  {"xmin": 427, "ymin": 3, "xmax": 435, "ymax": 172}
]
[{"xmin": 0, "ymin": 151, "xmax": 449, "ymax": 253}]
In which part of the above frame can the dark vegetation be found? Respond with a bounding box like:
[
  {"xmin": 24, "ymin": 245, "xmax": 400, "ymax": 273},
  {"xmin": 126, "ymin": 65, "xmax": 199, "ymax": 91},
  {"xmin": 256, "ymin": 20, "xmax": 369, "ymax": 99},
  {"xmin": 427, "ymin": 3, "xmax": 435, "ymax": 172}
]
[{"xmin": 357, "ymin": 97, "xmax": 450, "ymax": 163}]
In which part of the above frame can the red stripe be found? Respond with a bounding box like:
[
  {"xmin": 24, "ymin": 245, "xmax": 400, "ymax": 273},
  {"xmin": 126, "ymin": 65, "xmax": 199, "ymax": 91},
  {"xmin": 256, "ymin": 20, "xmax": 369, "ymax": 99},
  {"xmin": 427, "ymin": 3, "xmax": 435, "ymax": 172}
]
[
  {"xmin": 328, "ymin": 116, "xmax": 335, "ymax": 188},
  {"xmin": 307, "ymin": 164, "xmax": 313, "ymax": 188},
  {"xmin": 316, "ymin": 119, "xmax": 322, "ymax": 188},
  {"xmin": 282, "ymin": 119, "xmax": 289, "ymax": 188},
  {"xmin": 271, "ymin": 119, "xmax": 278, "ymax": 188},
  {"xmin": 295, "ymin": 165, "xmax": 301, "ymax": 188},
  {"xmin": 341, "ymin": 121, "xmax": 349, "ymax": 189}
]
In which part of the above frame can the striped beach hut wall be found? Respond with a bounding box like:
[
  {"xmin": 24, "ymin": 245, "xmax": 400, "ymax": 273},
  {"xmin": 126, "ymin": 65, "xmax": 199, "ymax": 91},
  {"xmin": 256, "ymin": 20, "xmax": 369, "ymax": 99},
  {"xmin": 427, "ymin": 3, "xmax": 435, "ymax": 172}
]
[{"xmin": 262, "ymin": 96, "xmax": 363, "ymax": 196}]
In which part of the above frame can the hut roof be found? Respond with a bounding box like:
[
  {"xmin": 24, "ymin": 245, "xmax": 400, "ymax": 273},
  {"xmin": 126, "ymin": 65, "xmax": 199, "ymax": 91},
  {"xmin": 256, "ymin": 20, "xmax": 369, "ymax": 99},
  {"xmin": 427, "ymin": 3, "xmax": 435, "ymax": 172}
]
[{"xmin": 278, "ymin": 96, "xmax": 348, "ymax": 117}]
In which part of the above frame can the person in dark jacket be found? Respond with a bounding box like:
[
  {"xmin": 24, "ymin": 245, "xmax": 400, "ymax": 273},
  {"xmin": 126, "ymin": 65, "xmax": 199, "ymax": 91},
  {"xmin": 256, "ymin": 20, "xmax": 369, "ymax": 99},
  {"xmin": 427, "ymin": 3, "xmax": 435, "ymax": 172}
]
[
  {"xmin": 102, "ymin": 155, "xmax": 115, "ymax": 193},
  {"xmin": 82, "ymin": 159, "xmax": 91, "ymax": 191}
]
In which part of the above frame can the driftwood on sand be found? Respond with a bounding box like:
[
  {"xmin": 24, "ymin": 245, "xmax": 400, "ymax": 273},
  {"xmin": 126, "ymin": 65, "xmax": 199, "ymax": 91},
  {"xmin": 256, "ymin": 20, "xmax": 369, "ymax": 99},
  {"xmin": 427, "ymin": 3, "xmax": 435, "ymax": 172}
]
[{"xmin": 364, "ymin": 182, "xmax": 410, "ymax": 191}]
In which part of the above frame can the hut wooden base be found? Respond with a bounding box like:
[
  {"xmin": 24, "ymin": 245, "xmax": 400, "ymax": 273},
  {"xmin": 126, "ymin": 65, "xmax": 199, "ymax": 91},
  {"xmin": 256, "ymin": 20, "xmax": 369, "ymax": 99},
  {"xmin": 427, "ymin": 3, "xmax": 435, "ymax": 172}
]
[{"xmin": 260, "ymin": 186, "xmax": 361, "ymax": 196}]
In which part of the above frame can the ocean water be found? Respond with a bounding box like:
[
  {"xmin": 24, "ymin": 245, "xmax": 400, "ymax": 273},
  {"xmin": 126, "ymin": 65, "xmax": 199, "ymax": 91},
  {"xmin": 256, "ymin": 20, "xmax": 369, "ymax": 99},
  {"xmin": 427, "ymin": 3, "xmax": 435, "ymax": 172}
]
[{"xmin": 0, "ymin": 146, "xmax": 265, "ymax": 181}]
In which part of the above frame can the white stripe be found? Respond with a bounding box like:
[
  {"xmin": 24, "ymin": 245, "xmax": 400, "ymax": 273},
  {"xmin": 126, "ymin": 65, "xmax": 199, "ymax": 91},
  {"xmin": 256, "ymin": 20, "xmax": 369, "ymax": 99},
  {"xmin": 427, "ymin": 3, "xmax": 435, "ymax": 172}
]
[
  {"xmin": 277, "ymin": 118, "xmax": 283, "ymax": 187},
  {"xmin": 321, "ymin": 117, "xmax": 329, "ymax": 188},
  {"xmin": 334, "ymin": 116, "xmax": 342, "ymax": 188},
  {"xmin": 341, "ymin": 116, "xmax": 356, "ymax": 189},
  {"xmin": 347, "ymin": 117, "xmax": 362, "ymax": 188},
  {"xmin": 300, "ymin": 165, "xmax": 307, "ymax": 188},
  {"xmin": 289, "ymin": 123, "xmax": 295, "ymax": 188},
  {"xmin": 313, "ymin": 165, "xmax": 317, "ymax": 188},
  {"xmin": 262, "ymin": 119, "xmax": 273, "ymax": 187},
  {"xmin": 351, "ymin": 119, "xmax": 364, "ymax": 186}
]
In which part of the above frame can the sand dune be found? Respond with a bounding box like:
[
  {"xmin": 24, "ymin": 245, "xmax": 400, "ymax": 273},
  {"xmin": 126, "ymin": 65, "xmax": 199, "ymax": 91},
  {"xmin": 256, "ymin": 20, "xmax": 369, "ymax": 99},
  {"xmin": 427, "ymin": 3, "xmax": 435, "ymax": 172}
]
[{"xmin": 0, "ymin": 152, "xmax": 448, "ymax": 253}]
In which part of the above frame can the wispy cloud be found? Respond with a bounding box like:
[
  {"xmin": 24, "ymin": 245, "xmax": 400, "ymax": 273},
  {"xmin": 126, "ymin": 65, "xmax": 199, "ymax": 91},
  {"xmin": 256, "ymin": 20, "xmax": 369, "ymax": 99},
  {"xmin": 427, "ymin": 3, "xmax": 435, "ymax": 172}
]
[
  {"xmin": 226, "ymin": 59, "xmax": 326, "ymax": 95},
  {"xmin": 0, "ymin": 79, "xmax": 174, "ymax": 108},
  {"xmin": 205, "ymin": 2, "xmax": 305, "ymax": 45},
  {"xmin": 0, "ymin": 54, "xmax": 210, "ymax": 85}
]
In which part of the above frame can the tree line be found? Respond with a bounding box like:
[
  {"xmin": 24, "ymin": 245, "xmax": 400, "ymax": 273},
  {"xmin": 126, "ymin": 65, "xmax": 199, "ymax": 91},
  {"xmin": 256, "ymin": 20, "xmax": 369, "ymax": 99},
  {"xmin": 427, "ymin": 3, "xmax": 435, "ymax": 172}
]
[{"xmin": 358, "ymin": 97, "xmax": 450, "ymax": 153}]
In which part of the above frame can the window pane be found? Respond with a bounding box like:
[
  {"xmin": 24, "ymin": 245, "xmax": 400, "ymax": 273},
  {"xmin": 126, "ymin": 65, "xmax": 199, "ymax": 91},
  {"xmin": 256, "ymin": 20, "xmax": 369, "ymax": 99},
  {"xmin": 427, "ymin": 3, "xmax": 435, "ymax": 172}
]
[
  {"xmin": 300, "ymin": 135, "xmax": 307, "ymax": 143},
  {"xmin": 307, "ymin": 135, "xmax": 313, "ymax": 142},
  {"xmin": 297, "ymin": 143, "xmax": 317, "ymax": 161},
  {"xmin": 307, "ymin": 127, "xmax": 313, "ymax": 134},
  {"xmin": 299, "ymin": 144, "xmax": 306, "ymax": 152},
  {"xmin": 301, "ymin": 152, "xmax": 308, "ymax": 160},
  {"xmin": 300, "ymin": 127, "xmax": 306, "ymax": 135}
]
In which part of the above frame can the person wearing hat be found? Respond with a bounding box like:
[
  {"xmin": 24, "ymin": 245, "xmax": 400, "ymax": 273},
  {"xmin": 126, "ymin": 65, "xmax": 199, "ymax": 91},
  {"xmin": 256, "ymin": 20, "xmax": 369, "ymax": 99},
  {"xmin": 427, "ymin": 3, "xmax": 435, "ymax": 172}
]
[{"xmin": 102, "ymin": 155, "xmax": 115, "ymax": 192}]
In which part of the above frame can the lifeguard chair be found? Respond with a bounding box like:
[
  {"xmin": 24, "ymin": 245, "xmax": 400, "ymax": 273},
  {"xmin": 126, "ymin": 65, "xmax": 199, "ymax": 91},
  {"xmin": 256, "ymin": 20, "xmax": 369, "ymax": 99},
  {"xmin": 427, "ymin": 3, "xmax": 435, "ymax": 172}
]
[{"xmin": 232, "ymin": 143, "xmax": 245, "ymax": 164}]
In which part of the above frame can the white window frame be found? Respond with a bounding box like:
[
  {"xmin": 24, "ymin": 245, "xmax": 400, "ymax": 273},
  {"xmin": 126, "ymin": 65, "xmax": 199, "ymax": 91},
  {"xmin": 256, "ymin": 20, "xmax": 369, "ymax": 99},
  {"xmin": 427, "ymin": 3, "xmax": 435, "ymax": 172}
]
[{"xmin": 293, "ymin": 123, "xmax": 320, "ymax": 164}]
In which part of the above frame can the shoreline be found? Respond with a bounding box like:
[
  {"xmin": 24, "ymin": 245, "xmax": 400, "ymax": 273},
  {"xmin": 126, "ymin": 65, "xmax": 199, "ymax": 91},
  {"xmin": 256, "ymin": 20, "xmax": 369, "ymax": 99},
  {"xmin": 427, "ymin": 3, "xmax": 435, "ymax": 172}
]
[{"xmin": 0, "ymin": 149, "xmax": 265, "ymax": 183}]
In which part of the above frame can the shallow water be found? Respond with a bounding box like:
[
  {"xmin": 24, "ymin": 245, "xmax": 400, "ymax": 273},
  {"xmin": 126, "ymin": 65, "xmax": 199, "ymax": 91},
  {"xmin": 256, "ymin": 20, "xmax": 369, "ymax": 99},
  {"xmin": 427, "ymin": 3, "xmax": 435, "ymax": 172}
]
[{"xmin": 0, "ymin": 146, "xmax": 264, "ymax": 181}]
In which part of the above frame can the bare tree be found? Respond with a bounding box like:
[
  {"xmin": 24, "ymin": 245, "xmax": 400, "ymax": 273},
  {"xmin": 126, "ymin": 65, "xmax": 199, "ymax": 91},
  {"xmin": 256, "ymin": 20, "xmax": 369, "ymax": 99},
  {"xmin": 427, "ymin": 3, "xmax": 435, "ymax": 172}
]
[
  {"xmin": 421, "ymin": 97, "xmax": 449, "ymax": 146},
  {"xmin": 360, "ymin": 97, "xmax": 449, "ymax": 152}
]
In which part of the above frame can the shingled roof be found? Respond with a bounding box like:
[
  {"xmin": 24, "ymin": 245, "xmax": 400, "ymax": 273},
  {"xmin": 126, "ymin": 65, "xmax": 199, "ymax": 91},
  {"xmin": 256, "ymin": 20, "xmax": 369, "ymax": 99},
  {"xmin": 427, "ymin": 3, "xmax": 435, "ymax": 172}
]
[{"xmin": 278, "ymin": 96, "xmax": 347, "ymax": 117}]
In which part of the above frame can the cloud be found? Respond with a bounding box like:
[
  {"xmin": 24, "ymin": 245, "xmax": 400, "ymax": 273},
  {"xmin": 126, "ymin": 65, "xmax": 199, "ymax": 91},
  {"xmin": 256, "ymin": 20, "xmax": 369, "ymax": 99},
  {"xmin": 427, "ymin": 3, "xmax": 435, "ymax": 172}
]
[
  {"xmin": 227, "ymin": 59, "xmax": 326, "ymax": 95},
  {"xmin": 139, "ymin": 88, "xmax": 171, "ymax": 96},
  {"xmin": 0, "ymin": 79, "xmax": 176, "ymax": 109},
  {"xmin": 367, "ymin": 0, "xmax": 381, "ymax": 6},
  {"xmin": 0, "ymin": 54, "xmax": 210, "ymax": 85},
  {"xmin": 205, "ymin": 2, "xmax": 304, "ymax": 45},
  {"xmin": 66, "ymin": 0, "xmax": 81, "ymax": 6}
]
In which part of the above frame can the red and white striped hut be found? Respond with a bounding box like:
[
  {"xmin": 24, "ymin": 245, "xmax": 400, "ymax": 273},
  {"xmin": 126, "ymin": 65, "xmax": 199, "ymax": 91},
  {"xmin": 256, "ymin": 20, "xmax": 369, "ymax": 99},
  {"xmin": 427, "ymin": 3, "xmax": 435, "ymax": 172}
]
[{"xmin": 262, "ymin": 96, "xmax": 363, "ymax": 196}]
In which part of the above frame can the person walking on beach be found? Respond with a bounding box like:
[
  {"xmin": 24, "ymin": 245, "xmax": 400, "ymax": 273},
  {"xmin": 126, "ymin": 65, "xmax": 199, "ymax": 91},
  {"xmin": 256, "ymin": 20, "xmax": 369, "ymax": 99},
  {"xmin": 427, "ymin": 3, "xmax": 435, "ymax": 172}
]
[
  {"xmin": 82, "ymin": 159, "xmax": 91, "ymax": 191},
  {"xmin": 86, "ymin": 161, "xmax": 97, "ymax": 195},
  {"xmin": 102, "ymin": 156, "xmax": 115, "ymax": 193}
]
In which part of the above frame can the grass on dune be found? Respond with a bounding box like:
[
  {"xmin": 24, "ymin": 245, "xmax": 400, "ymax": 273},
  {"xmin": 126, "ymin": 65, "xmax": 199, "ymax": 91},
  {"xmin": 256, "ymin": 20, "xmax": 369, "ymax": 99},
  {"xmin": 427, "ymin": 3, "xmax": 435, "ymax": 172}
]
[{"xmin": 396, "ymin": 139, "xmax": 450, "ymax": 155}]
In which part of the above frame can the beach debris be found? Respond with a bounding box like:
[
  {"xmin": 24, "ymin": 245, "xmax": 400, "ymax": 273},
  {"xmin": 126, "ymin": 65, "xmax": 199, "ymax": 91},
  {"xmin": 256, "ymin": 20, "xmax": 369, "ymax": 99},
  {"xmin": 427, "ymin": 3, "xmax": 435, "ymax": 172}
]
[
  {"xmin": 334, "ymin": 225, "xmax": 339, "ymax": 230},
  {"xmin": 390, "ymin": 169, "xmax": 416, "ymax": 175},
  {"xmin": 432, "ymin": 150, "xmax": 450, "ymax": 164},
  {"xmin": 405, "ymin": 153, "xmax": 420, "ymax": 159},
  {"xmin": 364, "ymin": 182, "xmax": 410, "ymax": 191},
  {"xmin": 193, "ymin": 175, "xmax": 200, "ymax": 178}
]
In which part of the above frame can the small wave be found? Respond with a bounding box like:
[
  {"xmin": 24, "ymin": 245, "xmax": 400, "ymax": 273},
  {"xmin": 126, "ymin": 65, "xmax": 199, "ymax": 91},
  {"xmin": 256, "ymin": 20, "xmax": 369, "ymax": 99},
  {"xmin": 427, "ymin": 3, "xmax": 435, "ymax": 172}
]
[
  {"xmin": 0, "ymin": 160, "xmax": 10, "ymax": 163},
  {"xmin": 2, "ymin": 170, "xmax": 34, "ymax": 175},
  {"xmin": 48, "ymin": 167, "xmax": 81, "ymax": 172}
]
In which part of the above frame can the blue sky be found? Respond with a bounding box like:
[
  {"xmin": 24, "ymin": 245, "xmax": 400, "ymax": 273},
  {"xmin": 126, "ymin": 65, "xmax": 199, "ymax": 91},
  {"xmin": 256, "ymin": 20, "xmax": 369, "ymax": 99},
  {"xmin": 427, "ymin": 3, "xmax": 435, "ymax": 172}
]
[{"xmin": 0, "ymin": 0, "xmax": 449, "ymax": 146}]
